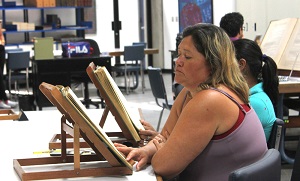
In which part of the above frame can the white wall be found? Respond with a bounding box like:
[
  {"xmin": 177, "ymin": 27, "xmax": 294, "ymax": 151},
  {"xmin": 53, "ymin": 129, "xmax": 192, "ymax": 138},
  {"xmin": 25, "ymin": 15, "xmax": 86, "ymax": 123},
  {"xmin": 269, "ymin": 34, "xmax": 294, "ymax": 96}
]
[
  {"xmin": 237, "ymin": 0, "xmax": 300, "ymax": 40},
  {"xmin": 212, "ymin": 0, "xmax": 235, "ymax": 26},
  {"xmin": 86, "ymin": 0, "xmax": 139, "ymax": 65}
]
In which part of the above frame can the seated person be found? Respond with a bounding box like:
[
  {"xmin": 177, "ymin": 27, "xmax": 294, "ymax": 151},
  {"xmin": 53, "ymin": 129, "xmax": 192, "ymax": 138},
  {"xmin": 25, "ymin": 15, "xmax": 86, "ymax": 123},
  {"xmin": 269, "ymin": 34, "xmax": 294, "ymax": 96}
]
[
  {"xmin": 219, "ymin": 12, "xmax": 244, "ymax": 41},
  {"xmin": 115, "ymin": 23, "xmax": 267, "ymax": 180},
  {"xmin": 233, "ymin": 39, "xmax": 279, "ymax": 141},
  {"xmin": 0, "ymin": 29, "xmax": 18, "ymax": 109}
]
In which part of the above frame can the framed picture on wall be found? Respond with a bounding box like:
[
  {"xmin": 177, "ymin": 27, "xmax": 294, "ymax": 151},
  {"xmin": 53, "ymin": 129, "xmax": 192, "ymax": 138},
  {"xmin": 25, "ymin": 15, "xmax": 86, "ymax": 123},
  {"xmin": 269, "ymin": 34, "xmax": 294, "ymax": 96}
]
[{"xmin": 178, "ymin": 0, "xmax": 213, "ymax": 33}]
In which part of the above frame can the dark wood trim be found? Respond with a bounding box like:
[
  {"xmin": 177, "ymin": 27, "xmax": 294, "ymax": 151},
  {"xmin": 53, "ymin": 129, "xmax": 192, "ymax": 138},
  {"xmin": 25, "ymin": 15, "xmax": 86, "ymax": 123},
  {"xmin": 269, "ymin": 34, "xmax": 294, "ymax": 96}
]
[{"xmin": 146, "ymin": 0, "xmax": 153, "ymax": 66}]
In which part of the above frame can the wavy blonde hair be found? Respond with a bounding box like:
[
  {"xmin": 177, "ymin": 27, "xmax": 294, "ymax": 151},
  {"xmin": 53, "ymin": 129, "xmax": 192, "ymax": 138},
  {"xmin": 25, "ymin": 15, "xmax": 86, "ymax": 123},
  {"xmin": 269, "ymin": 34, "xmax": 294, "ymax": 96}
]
[{"xmin": 182, "ymin": 23, "xmax": 249, "ymax": 103}]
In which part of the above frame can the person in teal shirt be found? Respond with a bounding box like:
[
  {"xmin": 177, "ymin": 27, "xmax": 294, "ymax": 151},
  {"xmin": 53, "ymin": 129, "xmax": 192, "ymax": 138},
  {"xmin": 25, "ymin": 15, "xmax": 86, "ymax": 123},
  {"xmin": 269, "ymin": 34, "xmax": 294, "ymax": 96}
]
[{"xmin": 233, "ymin": 39, "xmax": 279, "ymax": 141}]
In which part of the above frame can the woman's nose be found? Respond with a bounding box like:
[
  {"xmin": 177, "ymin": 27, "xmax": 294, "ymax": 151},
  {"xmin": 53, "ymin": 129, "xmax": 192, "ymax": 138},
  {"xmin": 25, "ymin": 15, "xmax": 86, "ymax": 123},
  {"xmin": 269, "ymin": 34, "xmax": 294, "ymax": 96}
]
[{"xmin": 175, "ymin": 56, "xmax": 183, "ymax": 66}]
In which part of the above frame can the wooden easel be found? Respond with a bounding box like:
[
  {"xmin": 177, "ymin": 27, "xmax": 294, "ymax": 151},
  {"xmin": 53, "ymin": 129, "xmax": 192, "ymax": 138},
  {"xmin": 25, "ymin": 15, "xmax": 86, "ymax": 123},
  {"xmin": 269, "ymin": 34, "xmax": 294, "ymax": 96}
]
[
  {"xmin": 13, "ymin": 83, "xmax": 133, "ymax": 181},
  {"xmin": 86, "ymin": 62, "xmax": 142, "ymax": 146},
  {"xmin": 48, "ymin": 63, "xmax": 142, "ymax": 149}
]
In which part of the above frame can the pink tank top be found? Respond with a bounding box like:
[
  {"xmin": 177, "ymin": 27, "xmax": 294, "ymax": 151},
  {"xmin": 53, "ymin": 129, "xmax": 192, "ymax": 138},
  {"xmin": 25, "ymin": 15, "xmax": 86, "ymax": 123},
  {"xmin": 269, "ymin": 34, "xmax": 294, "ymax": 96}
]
[{"xmin": 178, "ymin": 88, "xmax": 268, "ymax": 181}]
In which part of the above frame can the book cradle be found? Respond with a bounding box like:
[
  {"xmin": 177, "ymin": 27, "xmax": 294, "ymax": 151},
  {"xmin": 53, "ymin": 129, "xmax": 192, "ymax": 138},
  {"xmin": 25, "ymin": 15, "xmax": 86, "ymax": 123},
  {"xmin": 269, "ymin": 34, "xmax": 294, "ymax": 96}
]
[
  {"xmin": 13, "ymin": 82, "xmax": 133, "ymax": 180},
  {"xmin": 86, "ymin": 62, "xmax": 144, "ymax": 146},
  {"xmin": 48, "ymin": 62, "xmax": 144, "ymax": 149}
]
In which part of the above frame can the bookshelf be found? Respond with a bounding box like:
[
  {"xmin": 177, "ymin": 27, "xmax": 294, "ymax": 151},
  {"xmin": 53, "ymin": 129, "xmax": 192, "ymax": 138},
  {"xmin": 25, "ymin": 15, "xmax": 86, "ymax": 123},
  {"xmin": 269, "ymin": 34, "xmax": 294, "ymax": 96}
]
[{"xmin": 0, "ymin": 0, "xmax": 93, "ymax": 45}]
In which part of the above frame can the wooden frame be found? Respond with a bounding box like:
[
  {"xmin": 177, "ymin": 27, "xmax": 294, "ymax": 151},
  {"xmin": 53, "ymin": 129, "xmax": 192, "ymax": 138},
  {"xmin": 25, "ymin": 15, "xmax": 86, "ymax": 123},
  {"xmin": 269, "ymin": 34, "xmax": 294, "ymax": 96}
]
[
  {"xmin": 13, "ymin": 83, "xmax": 133, "ymax": 181},
  {"xmin": 48, "ymin": 61, "xmax": 143, "ymax": 149},
  {"xmin": 86, "ymin": 62, "xmax": 142, "ymax": 147},
  {"xmin": 0, "ymin": 109, "xmax": 20, "ymax": 120}
]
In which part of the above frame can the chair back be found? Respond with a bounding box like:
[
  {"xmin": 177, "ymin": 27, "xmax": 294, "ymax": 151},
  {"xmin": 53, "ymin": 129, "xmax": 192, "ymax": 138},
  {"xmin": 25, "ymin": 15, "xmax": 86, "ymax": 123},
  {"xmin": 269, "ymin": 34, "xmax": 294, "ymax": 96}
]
[
  {"xmin": 228, "ymin": 149, "xmax": 281, "ymax": 181},
  {"xmin": 147, "ymin": 67, "xmax": 170, "ymax": 108},
  {"xmin": 7, "ymin": 51, "xmax": 30, "ymax": 70},
  {"xmin": 267, "ymin": 118, "xmax": 284, "ymax": 150},
  {"xmin": 5, "ymin": 48, "xmax": 23, "ymax": 53},
  {"xmin": 291, "ymin": 137, "xmax": 300, "ymax": 181},
  {"xmin": 132, "ymin": 42, "xmax": 147, "ymax": 48},
  {"xmin": 80, "ymin": 39, "xmax": 101, "ymax": 56},
  {"xmin": 124, "ymin": 45, "xmax": 145, "ymax": 62}
]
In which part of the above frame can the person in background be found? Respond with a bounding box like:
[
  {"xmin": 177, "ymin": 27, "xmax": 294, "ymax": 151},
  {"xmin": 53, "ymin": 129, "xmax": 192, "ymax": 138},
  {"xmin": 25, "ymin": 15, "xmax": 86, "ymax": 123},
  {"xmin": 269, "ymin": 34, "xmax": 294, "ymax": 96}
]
[
  {"xmin": 0, "ymin": 29, "xmax": 18, "ymax": 108},
  {"xmin": 116, "ymin": 23, "xmax": 267, "ymax": 180},
  {"xmin": 220, "ymin": 12, "xmax": 244, "ymax": 41},
  {"xmin": 233, "ymin": 38, "xmax": 279, "ymax": 141}
]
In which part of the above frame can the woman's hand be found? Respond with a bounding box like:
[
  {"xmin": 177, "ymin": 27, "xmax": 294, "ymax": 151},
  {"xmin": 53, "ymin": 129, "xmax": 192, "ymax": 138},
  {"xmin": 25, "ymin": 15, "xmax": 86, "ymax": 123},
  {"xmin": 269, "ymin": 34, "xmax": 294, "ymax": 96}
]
[
  {"xmin": 139, "ymin": 120, "xmax": 159, "ymax": 141},
  {"xmin": 152, "ymin": 132, "xmax": 169, "ymax": 150},
  {"xmin": 114, "ymin": 143, "xmax": 150, "ymax": 171},
  {"xmin": 141, "ymin": 119, "xmax": 156, "ymax": 131},
  {"xmin": 114, "ymin": 142, "xmax": 134, "ymax": 155}
]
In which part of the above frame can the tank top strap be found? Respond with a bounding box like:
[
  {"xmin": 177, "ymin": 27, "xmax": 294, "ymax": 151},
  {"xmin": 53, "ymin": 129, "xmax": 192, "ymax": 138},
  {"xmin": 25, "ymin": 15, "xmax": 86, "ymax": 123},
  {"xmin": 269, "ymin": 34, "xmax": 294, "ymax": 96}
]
[
  {"xmin": 180, "ymin": 91, "xmax": 190, "ymax": 112},
  {"xmin": 209, "ymin": 87, "xmax": 246, "ymax": 114}
]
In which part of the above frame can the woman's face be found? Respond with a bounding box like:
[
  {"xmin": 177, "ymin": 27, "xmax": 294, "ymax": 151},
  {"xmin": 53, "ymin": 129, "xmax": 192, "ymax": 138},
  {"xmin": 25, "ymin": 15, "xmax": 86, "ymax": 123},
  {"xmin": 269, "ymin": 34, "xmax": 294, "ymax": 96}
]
[{"xmin": 175, "ymin": 35, "xmax": 211, "ymax": 90}]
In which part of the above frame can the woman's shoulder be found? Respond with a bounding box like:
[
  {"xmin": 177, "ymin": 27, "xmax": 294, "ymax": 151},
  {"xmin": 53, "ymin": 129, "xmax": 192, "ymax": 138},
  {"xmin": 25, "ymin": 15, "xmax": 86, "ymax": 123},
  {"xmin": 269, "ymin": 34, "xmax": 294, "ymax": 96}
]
[
  {"xmin": 195, "ymin": 86, "xmax": 242, "ymax": 102},
  {"xmin": 249, "ymin": 91, "xmax": 272, "ymax": 106},
  {"xmin": 191, "ymin": 88, "xmax": 233, "ymax": 108}
]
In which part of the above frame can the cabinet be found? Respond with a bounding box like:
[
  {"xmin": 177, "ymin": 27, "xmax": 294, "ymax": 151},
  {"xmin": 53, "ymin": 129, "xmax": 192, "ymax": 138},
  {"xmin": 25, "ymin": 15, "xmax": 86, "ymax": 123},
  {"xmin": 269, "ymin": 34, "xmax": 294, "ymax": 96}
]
[{"xmin": 0, "ymin": 0, "xmax": 92, "ymax": 45}]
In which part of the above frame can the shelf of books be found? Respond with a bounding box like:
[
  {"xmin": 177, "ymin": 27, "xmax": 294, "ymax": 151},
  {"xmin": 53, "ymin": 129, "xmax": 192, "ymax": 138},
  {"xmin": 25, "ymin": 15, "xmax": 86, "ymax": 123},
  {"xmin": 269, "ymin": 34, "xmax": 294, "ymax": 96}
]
[{"xmin": 0, "ymin": 0, "xmax": 93, "ymax": 45}]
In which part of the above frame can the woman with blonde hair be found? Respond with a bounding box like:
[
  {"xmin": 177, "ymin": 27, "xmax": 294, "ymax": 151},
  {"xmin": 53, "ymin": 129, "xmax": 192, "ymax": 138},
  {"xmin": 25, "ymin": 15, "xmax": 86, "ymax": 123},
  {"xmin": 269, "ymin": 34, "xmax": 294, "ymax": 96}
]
[{"xmin": 116, "ymin": 23, "xmax": 267, "ymax": 180}]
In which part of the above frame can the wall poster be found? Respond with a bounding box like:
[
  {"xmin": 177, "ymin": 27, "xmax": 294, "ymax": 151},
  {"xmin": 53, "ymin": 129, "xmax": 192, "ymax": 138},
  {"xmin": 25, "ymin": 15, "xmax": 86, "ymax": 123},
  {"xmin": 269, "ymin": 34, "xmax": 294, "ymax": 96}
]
[{"xmin": 178, "ymin": 0, "xmax": 213, "ymax": 33}]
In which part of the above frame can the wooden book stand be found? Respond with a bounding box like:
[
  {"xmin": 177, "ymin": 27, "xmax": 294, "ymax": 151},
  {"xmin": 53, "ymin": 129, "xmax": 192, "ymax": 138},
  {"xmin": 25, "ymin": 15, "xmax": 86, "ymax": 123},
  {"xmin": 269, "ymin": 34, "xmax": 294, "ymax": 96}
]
[
  {"xmin": 48, "ymin": 63, "xmax": 143, "ymax": 150},
  {"xmin": 0, "ymin": 109, "xmax": 21, "ymax": 120},
  {"xmin": 86, "ymin": 62, "xmax": 143, "ymax": 147},
  {"xmin": 13, "ymin": 82, "xmax": 133, "ymax": 181}
]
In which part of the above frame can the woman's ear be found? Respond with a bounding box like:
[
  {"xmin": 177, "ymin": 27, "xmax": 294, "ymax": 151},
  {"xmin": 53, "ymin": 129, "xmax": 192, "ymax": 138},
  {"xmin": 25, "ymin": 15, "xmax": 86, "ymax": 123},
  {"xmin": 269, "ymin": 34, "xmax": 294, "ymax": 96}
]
[{"xmin": 238, "ymin": 58, "xmax": 247, "ymax": 71}]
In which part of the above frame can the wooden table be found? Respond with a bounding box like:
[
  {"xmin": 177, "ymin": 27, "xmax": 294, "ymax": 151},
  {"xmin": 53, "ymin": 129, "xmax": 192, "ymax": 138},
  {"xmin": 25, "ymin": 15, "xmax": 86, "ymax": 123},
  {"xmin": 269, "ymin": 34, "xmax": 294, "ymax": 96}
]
[
  {"xmin": 277, "ymin": 79, "xmax": 300, "ymax": 122},
  {"xmin": 278, "ymin": 79, "xmax": 300, "ymax": 164},
  {"xmin": 108, "ymin": 48, "xmax": 159, "ymax": 93}
]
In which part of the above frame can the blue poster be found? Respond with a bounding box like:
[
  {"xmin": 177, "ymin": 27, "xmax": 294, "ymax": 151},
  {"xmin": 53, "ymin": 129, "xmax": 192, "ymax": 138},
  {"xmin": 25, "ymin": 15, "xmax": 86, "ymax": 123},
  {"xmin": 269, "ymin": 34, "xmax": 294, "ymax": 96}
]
[{"xmin": 178, "ymin": 0, "xmax": 213, "ymax": 32}]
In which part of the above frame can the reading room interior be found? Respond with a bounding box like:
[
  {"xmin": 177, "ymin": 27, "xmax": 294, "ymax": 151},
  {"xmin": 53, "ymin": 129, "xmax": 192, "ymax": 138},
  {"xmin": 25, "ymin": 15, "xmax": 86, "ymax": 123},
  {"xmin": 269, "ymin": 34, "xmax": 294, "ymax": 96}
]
[{"xmin": 1, "ymin": 0, "xmax": 300, "ymax": 180}]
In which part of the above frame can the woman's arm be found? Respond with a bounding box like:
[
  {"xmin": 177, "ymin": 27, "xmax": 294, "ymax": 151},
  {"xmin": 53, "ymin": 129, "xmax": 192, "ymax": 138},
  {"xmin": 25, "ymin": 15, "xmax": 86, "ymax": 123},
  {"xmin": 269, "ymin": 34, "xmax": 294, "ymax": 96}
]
[
  {"xmin": 116, "ymin": 88, "xmax": 189, "ymax": 170},
  {"xmin": 151, "ymin": 89, "xmax": 240, "ymax": 179}
]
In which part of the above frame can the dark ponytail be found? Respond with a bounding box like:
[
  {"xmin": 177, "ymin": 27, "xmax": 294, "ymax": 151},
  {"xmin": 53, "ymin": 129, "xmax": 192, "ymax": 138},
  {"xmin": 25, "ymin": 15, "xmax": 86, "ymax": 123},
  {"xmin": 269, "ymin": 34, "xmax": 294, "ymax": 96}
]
[
  {"xmin": 262, "ymin": 55, "xmax": 279, "ymax": 106},
  {"xmin": 233, "ymin": 39, "xmax": 279, "ymax": 108}
]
